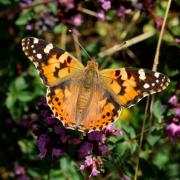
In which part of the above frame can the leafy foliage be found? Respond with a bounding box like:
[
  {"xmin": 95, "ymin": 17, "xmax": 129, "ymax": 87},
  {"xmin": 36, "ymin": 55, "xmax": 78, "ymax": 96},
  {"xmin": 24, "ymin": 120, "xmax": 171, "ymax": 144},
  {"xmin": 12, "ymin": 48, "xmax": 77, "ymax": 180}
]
[{"xmin": 0, "ymin": 0, "xmax": 179, "ymax": 179}]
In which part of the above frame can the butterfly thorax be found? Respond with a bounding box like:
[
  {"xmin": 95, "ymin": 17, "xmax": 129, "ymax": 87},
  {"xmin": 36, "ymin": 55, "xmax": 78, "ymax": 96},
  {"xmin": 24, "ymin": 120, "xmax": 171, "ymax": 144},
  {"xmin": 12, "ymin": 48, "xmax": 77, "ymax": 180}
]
[{"xmin": 75, "ymin": 59, "xmax": 99, "ymax": 128}]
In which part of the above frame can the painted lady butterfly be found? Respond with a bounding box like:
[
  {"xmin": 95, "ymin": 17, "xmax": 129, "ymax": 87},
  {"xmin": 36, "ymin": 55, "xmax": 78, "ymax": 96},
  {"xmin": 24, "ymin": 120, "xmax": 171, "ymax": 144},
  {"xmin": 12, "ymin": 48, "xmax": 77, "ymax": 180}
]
[{"xmin": 22, "ymin": 37, "xmax": 170, "ymax": 132}]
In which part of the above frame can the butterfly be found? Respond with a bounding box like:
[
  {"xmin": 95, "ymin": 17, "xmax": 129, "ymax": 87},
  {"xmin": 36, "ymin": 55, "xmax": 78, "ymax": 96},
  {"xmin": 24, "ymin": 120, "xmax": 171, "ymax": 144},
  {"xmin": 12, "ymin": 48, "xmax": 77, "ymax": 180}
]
[{"xmin": 22, "ymin": 37, "xmax": 170, "ymax": 132}]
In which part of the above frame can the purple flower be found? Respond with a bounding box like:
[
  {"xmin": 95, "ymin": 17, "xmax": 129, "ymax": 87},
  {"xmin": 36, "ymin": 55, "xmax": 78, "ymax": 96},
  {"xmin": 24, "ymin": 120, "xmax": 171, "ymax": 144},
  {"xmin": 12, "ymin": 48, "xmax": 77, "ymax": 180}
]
[
  {"xmin": 105, "ymin": 124, "xmax": 124, "ymax": 136},
  {"xmin": 37, "ymin": 134, "xmax": 50, "ymax": 159},
  {"xmin": 79, "ymin": 164, "xmax": 85, "ymax": 170},
  {"xmin": 14, "ymin": 165, "xmax": 25, "ymax": 175},
  {"xmin": 96, "ymin": 11, "xmax": 105, "ymax": 20},
  {"xmin": 84, "ymin": 156, "xmax": 93, "ymax": 166},
  {"xmin": 80, "ymin": 156, "xmax": 103, "ymax": 177},
  {"xmin": 52, "ymin": 148, "xmax": 64, "ymax": 158},
  {"xmin": 91, "ymin": 166, "xmax": 100, "ymax": 177},
  {"xmin": 59, "ymin": 0, "xmax": 75, "ymax": 10},
  {"xmin": 113, "ymin": 129, "xmax": 124, "ymax": 135},
  {"xmin": 155, "ymin": 16, "xmax": 164, "ymax": 30},
  {"xmin": 45, "ymin": 116, "xmax": 58, "ymax": 126},
  {"xmin": 88, "ymin": 131, "xmax": 103, "ymax": 141},
  {"xmin": 117, "ymin": 6, "xmax": 126, "ymax": 17},
  {"xmin": 169, "ymin": 95, "xmax": 178, "ymax": 106},
  {"xmin": 78, "ymin": 142, "xmax": 93, "ymax": 158},
  {"xmin": 71, "ymin": 138, "xmax": 81, "ymax": 144},
  {"xmin": 98, "ymin": 145, "xmax": 109, "ymax": 155},
  {"xmin": 17, "ymin": 175, "xmax": 30, "ymax": 180},
  {"xmin": 134, "ymin": 3, "xmax": 143, "ymax": 10},
  {"xmin": 54, "ymin": 125, "xmax": 68, "ymax": 143},
  {"xmin": 69, "ymin": 14, "xmax": 83, "ymax": 26},
  {"xmin": 166, "ymin": 123, "xmax": 180, "ymax": 140},
  {"xmin": 101, "ymin": 0, "xmax": 111, "ymax": 11},
  {"xmin": 173, "ymin": 108, "xmax": 180, "ymax": 118},
  {"xmin": 175, "ymin": 38, "xmax": 180, "ymax": 43}
]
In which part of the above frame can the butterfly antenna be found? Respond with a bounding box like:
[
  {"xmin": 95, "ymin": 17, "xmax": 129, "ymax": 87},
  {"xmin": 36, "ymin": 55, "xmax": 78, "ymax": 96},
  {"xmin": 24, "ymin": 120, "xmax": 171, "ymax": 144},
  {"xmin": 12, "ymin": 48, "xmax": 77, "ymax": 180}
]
[{"xmin": 69, "ymin": 29, "xmax": 91, "ymax": 59}]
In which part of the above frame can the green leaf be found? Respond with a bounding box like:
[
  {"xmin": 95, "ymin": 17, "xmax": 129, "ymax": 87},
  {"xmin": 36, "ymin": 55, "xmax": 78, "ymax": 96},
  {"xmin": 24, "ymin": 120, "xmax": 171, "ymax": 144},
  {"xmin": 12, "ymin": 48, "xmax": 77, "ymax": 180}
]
[
  {"xmin": 18, "ymin": 139, "xmax": 34, "ymax": 154},
  {"xmin": 5, "ymin": 93, "xmax": 16, "ymax": 109},
  {"xmin": 54, "ymin": 24, "xmax": 67, "ymax": 34},
  {"xmin": 153, "ymin": 152, "xmax": 169, "ymax": 169},
  {"xmin": 27, "ymin": 168, "xmax": 40, "ymax": 178},
  {"xmin": 48, "ymin": 3, "xmax": 58, "ymax": 14},
  {"xmin": 16, "ymin": 91, "xmax": 34, "ymax": 102},
  {"xmin": 0, "ymin": 0, "xmax": 11, "ymax": 5},
  {"xmin": 152, "ymin": 100, "xmax": 164, "ymax": 120},
  {"xmin": 14, "ymin": 76, "xmax": 28, "ymax": 91},
  {"xmin": 147, "ymin": 134, "xmax": 160, "ymax": 146},
  {"xmin": 34, "ymin": 5, "xmax": 45, "ymax": 13},
  {"xmin": 15, "ymin": 10, "xmax": 32, "ymax": 25}
]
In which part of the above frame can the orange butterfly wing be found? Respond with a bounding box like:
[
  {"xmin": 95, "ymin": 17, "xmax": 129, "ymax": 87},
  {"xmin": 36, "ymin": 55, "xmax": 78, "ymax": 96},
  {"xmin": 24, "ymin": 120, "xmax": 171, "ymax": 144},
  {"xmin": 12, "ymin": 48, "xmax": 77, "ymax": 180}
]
[
  {"xmin": 100, "ymin": 67, "xmax": 170, "ymax": 108},
  {"xmin": 22, "ymin": 37, "xmax": 84, "ymax": 86},
  {"xmin": 46, "ymin": 79, "xmax": 121, "ymax": 132}
]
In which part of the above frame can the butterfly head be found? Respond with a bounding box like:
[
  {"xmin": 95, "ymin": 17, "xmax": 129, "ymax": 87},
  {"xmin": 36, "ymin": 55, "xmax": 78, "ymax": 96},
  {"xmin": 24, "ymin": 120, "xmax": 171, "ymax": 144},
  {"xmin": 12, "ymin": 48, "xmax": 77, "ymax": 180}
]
[{"xmin": 87, "ymin": 59, "xmax": 98, "ymax": 70}]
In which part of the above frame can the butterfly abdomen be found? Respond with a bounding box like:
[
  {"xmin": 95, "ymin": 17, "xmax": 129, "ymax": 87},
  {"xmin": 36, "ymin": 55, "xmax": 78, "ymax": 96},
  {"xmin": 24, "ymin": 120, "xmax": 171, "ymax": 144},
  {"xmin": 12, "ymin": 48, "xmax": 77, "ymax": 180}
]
[{"xmin": 75, "ymin": 67, "xmax": 99, "ymax": 127}]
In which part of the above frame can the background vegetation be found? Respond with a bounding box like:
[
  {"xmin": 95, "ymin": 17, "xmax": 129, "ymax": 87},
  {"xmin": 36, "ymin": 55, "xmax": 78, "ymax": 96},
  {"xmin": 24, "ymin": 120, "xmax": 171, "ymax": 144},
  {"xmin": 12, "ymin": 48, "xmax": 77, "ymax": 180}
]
[{"xmin": 0, "ymin": 0, "xmax": 179, "ymax": 179}]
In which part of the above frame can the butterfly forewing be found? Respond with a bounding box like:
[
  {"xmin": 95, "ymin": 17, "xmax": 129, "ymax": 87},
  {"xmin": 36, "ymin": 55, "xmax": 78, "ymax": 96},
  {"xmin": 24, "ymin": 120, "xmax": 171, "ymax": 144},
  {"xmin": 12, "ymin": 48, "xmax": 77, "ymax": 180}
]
[
  {"xmin": 100, "ymin": 67, "xmax": 170, "ymax": 108},
  {"xmin": 22, "ymin": 37, "xmax": 84, "ymax": 87}
]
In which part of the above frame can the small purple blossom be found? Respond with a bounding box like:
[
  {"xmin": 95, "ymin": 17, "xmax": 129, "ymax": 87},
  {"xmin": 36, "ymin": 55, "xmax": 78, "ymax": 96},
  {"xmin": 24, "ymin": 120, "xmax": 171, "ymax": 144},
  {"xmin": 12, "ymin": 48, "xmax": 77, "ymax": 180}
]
[
  {"xmin": 175, "ymin": 38, "xmax": 180, "ymax": 43},
  {"xmin": 52, "ymin": 148, "xmax": 64, "ymax": 158},
  {"xmin": 91, "ymin": 166, "xmax": 100, "ymax": 177},
  {"xmin": 69, "ymin": 14, "xmax": 83, "ymax": 26},
  {"xmin": 45, "ymin": 116, "xmax": 58, "ymax": 126},
  {"xmin": 166, "ymin": 123, "xmax": 180, "ymax": 140},
  {"xmin": 84, "ymin": 156, "xmax": 93, "ymax": 166},
  {"xmin": 71, "ymin": 137, "xmax": 81, "ymax": 144},
  {"xmin": 101, "ymin": 0, "xmax": 111, "ymax": 11},
  {"xmin": 134, "ymin": 3, "xmax": 143, "ymax": 10},
  {"xmin": 164, "ymin": 95, "xmax": 180, "ymax": 141},
  {"xmin": 59, "ymin": 0, "xmax": 75, "ymax": 10},
  {"xmin": 98, "ymin": 145, "xmax": 109, "ymax": 155},
  {"xmin": 169, "ymin": 95, "xmax": 178, "ymax": 106},
  {"xmin": 88, "ymin": 131, "xmax": 103, "ymax": 141},
  {"xmin": 173, "ymin": 108, "xmax": 180, "ymax": 118},
  {"xmin": 54, "ymin": 125, "xmax": 68, "ymax": 143},
  {"xmin": 78, "ymin": 142, "xmax": 93, "ymax": 158},
  {"xmin": 14, "ymin": 165, "xmax": 30, "ymax": 180},
  {"xmin": 117, "ymin": 6, "xmax": 126, "ymax": 17},
  {"xmin": 96, "ymin": 11, "xmax": 105, "ymax": 20},
  {"xmin": 37, "ymin": 134, "xmax": 50, "ymax": 159},
  {"xmin": 14, "ymin": 165, "xmax": 25, "ymax": 176},
  {"xmin": 80, "ymin": 156, "xmax": 103, "ymax": 177}
]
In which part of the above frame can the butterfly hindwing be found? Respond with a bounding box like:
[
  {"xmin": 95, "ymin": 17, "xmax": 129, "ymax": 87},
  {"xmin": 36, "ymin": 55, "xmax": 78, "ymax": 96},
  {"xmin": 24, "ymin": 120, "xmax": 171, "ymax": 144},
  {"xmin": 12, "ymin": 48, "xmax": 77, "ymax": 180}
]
[
  {"xmin": 22, "ymin": 37, "xmax": 84, "ymax": 86},
  {"xmin": 46, "ymin": 80, "xmax": 121, "ymax": 132},
  {"xmin": 100, "ymin": 67, "xmax": 170, "ymax": 108}
]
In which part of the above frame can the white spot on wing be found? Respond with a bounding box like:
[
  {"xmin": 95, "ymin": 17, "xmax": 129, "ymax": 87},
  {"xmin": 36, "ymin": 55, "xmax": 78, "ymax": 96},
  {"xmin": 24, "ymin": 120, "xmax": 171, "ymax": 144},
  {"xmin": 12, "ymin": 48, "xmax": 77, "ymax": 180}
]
[
  {"xmin": 154, "ymin": 72, "xmax": 160, "ymax": 78},
  {"xmin": 152, "ymin": 83, "xmax": 155, "ymax": 86},
  {"xmin": 138, "ymin": 69, "xmax": 146, "ymax": 80},
  {"xmin": 156, "ymin": 79, "xmax": 159, "ymax": 83},
  {"xmin": 44, "ymin": 43, "xmax": 53, "ymax": 54},
  {"xmin": 33, "ymin": 38, "xmax": 39, "ymax": 44},
  {"xmin": 144, "ymin": 83, "xmax": 150, "ymax": 89},
  {"xmin": 37, "ymin": 53, "xmax": 42, "ymax": 59}
]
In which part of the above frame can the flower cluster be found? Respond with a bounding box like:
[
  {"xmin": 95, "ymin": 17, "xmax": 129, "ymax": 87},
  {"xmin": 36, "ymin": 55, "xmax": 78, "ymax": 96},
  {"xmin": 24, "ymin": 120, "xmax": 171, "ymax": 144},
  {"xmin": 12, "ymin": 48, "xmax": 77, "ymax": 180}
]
[
  {"xmin": 18, "ymin": 0, "xmax": 155, "ymax": 34},
  {"xmin": 31, "ymin": 98, "xmax": 123, "ymax": 177},
  {"xmin": 13, "ymin": 165, "xmax": 29, "ymax": 180},
  {"xmin": 165, "ymin": 95, "xmax": 180, "ymax": 141}
]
